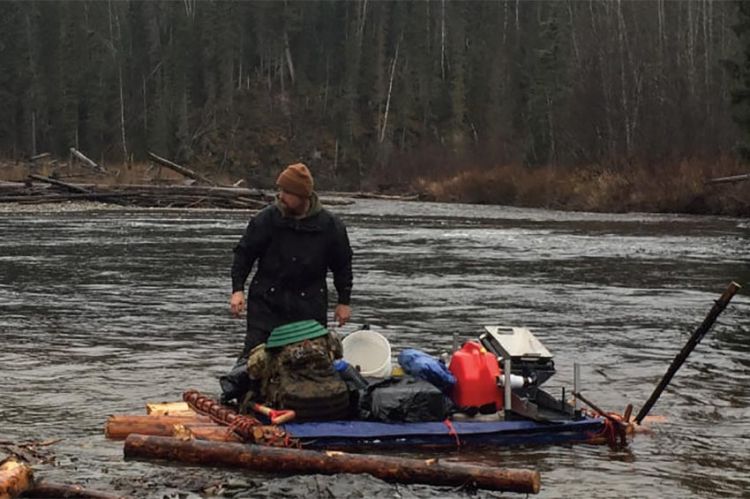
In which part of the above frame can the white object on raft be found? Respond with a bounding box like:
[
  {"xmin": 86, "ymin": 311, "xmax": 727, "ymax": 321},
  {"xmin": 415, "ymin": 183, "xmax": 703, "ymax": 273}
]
[
  {"xmin": 342, "ymin": 329, "xmax": 392, "ymax": 378},
  {"xmin": 498, "ymin": 373, "xmax": 531, "ymax": 389},
  {"xmin": 482, "ymin": 326, "xmax": 553, "ymax": 359}
]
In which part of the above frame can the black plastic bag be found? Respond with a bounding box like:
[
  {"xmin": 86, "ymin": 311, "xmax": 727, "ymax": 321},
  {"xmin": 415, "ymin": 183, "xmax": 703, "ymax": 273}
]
[
  {"xmin": 219, "ymin": 361, "xmax": 252, "ymax": 404},
  {"xmin": 358, "ymin": 376, "xmax": 455, "ymax": 423}
]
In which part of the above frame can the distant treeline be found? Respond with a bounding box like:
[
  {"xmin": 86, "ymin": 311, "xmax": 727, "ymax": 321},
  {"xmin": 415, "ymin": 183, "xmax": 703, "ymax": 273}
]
[{"xmin": 0, "ymin": 1, "xmax": 746, "ymax": 189}]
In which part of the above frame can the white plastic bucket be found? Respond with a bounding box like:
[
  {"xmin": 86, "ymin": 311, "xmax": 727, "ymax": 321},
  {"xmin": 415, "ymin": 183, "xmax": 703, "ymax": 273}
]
[{"xmin": 341, "ymin": 330, "xmax": 392, "ymax": 378}]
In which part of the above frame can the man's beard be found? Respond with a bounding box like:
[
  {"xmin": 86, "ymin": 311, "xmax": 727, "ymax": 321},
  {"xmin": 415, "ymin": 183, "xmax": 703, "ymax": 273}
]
[{"xmin": 282, "ymin": 200, "xmax": 306, "ymax": 216}]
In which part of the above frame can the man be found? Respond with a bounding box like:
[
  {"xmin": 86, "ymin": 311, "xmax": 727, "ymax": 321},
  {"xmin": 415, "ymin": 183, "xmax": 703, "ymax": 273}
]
[{"xmin": 229, "ymin": 163, "xmax": 353, "ymax": 360}]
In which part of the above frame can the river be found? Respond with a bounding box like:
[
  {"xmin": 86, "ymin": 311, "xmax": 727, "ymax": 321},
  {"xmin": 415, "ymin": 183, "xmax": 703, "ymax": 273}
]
[{"xmin": 1, "ymin": 200, "xmax": 748, "ymax": 498}]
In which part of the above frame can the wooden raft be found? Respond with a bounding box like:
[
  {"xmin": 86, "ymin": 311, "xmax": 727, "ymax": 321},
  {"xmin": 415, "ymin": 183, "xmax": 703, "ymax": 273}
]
[{"xmin": 108, "ymin": 400, "xmax": 542, "ymax": 494}]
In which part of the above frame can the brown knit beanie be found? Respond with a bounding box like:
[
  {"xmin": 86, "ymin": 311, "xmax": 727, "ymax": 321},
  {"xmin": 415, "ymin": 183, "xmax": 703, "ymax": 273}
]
[{"xmin": 276, "ymin": 163, "xmax": 314, "ymax": 197}]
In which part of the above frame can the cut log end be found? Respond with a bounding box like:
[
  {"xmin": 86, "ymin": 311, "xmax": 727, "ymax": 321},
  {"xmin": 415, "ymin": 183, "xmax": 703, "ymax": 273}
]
[
  {"xmin": 0, "ymin": 457, "xmax": 34, "ymax": 498},
  {"xmin": 145, "ymin": 401, "xmax": 195, "ymax": 417}
]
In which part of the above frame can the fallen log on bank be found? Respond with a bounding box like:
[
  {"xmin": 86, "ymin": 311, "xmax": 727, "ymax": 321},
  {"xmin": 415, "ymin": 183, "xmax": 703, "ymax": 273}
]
[
  {"xmin": 1, "ymin": 175, "xmax": 407, "ymax": 209},
  {"xmin": 705, "ymin": 172, "xmax": 750, "ymax": 185},
  {"xmin": 1, "ymin": 177, "xmax": 270, "ymax": 209},
  {"xmin": 124, "ymin": 435, "xmax": 541, "ymax": 494},
  {"xmin": 29, "ymin": 152, "xmax": 52, "ymax": 162},
  {"xmin": 0, "ymin": 177, "xmax": 356, "ymax": 209},
  {"xmin": 0, "ymin": 457, "xmax": 34, "ymax": 498},
  {"xmin": 27, "ymin": 175, "xmax": 127, "ymax": 206},
  {"xmin": 147, "ymin": 152, "xmax": 216, "ymax": 186},
  {"xmin": 318, "ymin": 189, "xmax": 421, "ymax": 201},
  {"xmin": 0, "ymin": 193, "xmax": 145, "ymax": 204},
  {"xmin": 29, "ymin": 174, "xmax": 94, "ymax": 194},
  {"xmin": 69, "ymin": 148, "xmax": 106, "ymax": 173}
]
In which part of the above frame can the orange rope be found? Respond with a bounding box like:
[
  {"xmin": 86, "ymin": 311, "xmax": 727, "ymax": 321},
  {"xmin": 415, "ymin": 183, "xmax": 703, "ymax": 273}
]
[
  {"xmin": 581, "ymin": 408, "xmax": 629, "ymax": 449},
  {"xmin": 442, "ymin": 419, "xmax": 462, "ymax": 448}
]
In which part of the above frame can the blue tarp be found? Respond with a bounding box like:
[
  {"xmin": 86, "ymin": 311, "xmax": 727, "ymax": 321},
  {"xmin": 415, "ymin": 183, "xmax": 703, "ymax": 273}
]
[
  {"xmin": 284, "ymin": 417, "xmax": 601, "ymax": 439},
  {"xmin": 397, "ymin": 348, "xmax": 456, "ymax": 392}
]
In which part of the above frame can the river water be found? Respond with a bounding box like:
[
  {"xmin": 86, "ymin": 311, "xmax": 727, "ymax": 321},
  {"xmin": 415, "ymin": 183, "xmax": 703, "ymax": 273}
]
[{"xmin": 0, "ymin": 200, "xmax": 748, "ymax": 498}]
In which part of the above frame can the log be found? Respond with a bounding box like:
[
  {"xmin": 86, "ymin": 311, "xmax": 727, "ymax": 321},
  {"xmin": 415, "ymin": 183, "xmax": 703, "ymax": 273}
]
[
  {"xmin": 318, "ymin": 189, "xmax": 418, "ymax": 201},
  {"xmin": 172, "ymin": 423, "xmax": 243, "ymax": 443},
  {"xmin": 1, "ymin": 183, "xmax": 265, "ymax": 209},
  {"xmin": 234, "ymin": 196, "xmax": 268, "ymax": 208},
  {"xmin": 147, "ymin": 152, "xmax": 216, "ymax": 185},
  {"xmin": 29, "ymin": 152, "xmax": 51, "ymax": 162},
  {"xmin": 0, "ymin": 193, "xmax": 143, "ymax": 204},
  {"xmin": 22, "ymin": 482, "xmax": 125, "ymax": 499},
  {"xmin": 73, "ymin": 183, "xmax": 265, "ymax": 197},
  {"xmin": 124, "ymin": 435, "xmax": 541, "ymax": 494},
  {"xmin": 705, "ymin": 172, "xmax": 750, "ymax": 185},
  {"xmin": 145, "ymin": 402, "xmax": 195, "ymax": 417},
  {"xmin": 69, "ymin": 148, "xmax": 105, "ymax": 172},
  {"xmin": 0, "ymin": 457, "xmax": 34, "ymax": 499},
  {"xmin": 28, "ymin": 174, "xmax": 91, "ymax": 194},
  {"xmin": 15, "ymin": 181, "xmax": 268, "ymax": 200},
  {"xmin": 27, "ymin": 176, "xmax": 126, "ymax": 205},
  {"xmin": 104, "ymin": 415, "xmax": 209, "ymax": 440}
]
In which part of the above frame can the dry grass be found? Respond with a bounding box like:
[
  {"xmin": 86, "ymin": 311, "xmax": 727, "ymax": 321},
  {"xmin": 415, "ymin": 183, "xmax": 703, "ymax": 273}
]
[{"xmin": 415, "ymin": 157, "xmax": 750, "ymax": 216}]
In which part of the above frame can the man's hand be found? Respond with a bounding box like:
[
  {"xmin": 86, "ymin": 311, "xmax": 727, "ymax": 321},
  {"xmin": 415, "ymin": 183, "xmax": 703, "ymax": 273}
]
[
  {"xmin": 230, "ymin": 291, "xmax": 245, "ymax": 318},
  {"xmin": 334, "ymin": 304, "xmax": 351, "ymax": 326}
]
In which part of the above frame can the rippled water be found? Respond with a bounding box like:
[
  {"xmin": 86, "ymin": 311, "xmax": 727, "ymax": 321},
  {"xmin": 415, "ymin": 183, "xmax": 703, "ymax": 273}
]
[{"xmin": 1, "ymin": 200, "xmax": 748, "ymax": 498}]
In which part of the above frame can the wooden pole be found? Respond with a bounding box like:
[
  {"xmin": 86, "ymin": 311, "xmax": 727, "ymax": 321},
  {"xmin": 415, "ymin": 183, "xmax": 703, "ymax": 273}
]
[
  {"xmin": 124, "ymin": 435, "xmax": 541, "ymax": 494},
  {"xmin": 147, "ymin": 152, "xmax": 216, "ymax": 185},
  {"xmin": 0, "ymin": 457, "xmax": 34, "ymax": 499},
  {"xmin": 635, "ymin": 282, "xmax": 741, "ymax": 424}
]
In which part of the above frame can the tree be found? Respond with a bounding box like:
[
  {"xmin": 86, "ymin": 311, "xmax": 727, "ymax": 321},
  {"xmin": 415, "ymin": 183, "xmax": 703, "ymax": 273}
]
[{"xmin": 726, "ymin": 1, "xmax": 750, "ymax": 161}]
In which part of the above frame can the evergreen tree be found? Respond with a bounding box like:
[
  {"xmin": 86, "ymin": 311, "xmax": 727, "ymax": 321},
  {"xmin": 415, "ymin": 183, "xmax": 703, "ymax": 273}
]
[
  {"xmin": 727, "ymin": 1, "xmax": 750, "ymax": 161},
  {"xmin": 0, "ymin": 0, "xmax": 739, "ymax": 178}
]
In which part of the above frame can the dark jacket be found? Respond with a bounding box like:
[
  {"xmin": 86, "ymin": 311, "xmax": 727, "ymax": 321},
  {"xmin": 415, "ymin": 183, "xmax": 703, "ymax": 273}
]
[{"xmin": 231, "ymin": 196, "xmax": 353, "ymax": 350}]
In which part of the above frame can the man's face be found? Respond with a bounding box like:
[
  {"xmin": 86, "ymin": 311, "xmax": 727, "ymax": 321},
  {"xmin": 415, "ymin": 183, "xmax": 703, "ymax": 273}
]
[{"xmin": 278, "ymin": 189, "xmax": 307, "ymax": 215}]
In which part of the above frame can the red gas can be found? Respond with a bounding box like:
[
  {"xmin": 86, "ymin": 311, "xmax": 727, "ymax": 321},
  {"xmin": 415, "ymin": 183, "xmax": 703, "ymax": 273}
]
[{"xmin": 449, "ymin": 341, "xmax": 503, "ymax": 410}]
